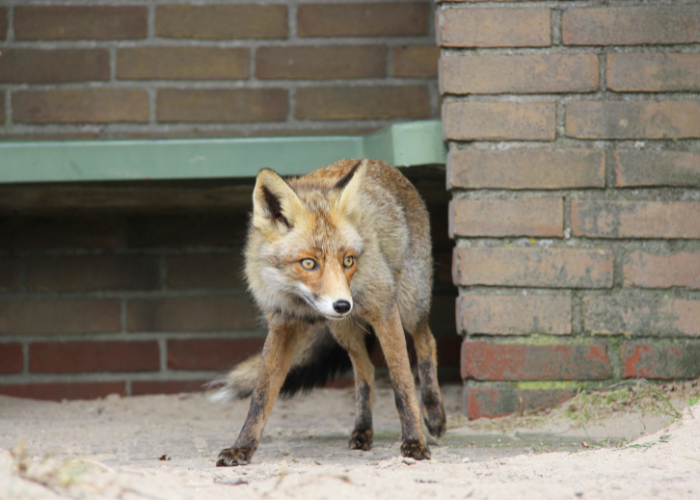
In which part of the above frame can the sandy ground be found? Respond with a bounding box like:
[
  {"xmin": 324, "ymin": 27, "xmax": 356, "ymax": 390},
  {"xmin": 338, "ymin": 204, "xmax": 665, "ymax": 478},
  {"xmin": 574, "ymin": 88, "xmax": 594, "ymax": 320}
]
[{"xmin": 1, "ymin": 383, "xmax": 699, "ymax": 500}]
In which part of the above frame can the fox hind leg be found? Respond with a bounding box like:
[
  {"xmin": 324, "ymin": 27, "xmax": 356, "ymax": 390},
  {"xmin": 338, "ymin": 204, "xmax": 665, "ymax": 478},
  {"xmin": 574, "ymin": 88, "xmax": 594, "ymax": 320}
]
[{"xmin": 411, "ymin": 321, "xmax": 446, "ymax": 438}]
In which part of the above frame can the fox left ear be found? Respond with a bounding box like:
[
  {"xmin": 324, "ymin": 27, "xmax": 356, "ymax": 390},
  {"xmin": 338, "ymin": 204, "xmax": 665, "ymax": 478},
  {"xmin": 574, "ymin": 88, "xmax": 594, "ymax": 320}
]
[{"xmin": 334, "ymin": 159, "xmax": 368, "ymax": 224}]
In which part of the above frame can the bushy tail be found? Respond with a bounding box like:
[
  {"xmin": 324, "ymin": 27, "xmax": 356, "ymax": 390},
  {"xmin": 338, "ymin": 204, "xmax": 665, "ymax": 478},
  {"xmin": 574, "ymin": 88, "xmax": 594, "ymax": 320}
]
[{"xmin": 208, "ymin": 325, "xmax": 376, "ymax": 402}]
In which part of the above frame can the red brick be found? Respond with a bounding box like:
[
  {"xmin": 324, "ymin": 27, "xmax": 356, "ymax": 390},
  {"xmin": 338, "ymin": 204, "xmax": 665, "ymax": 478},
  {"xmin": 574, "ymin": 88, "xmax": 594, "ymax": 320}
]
[
  {"xmin": 167, "ymin": 255, "xmax": 245, "ymax": 289},
  {"xmin": 0, "ymin": 299, "xmax": 121, "ymax": 336},
  {"xmin": 167, "ymin": 338, "xmax": 264, "ymax": 370},
  {"xmin": 449, "ymin": 198, "xmax": 563, "ymax": 238},
  {"xmin": 117, "ymin": 47, "xmax": 249, "ymax": 80},
  {"xmin": 464, "ymin": 387, "xmax": 576, "ymax": 420},
  {"xmin": 15, "ymin": 6, "xmax": 147, "ymax": 40},
  {"xmin": 0, "ymin": 216, "xmax": 118, "ymax": 249},
  {"xmin": 0, "ymin": 8, "xmax": 7, "ymax": 39},
  {"xmin": 584, "ymin": 295, "xmax": 700, "ymax": 336},
  {"xmin": 456, "ymin": 295, "xmax": 571, "ymax": 335},
  {"xmin": 157, "ymin": 89, "xmax": 288, "ymax": 123},
  {"xmin": 614, "ymin": 151, "xmax": 700, "ymax": 188},
  {"xmin": 256, "ymin": 45, "xmax": 386, "ymax": 80},
  {"xmin": 13, "ymin": 89, "xmax": 149, "ymax": 124},
  {"xmin": 621, "ymin": 343, "xmax": 700, "ymax": 379},
  {"xmin": 563, "ymin": 6, "xmax": 700, "ymax": 46},
  {"xmin": 0, "ymin": 343, "xmax": 23, "ymax": 374},
  {"xmin": 127, "ymin": 296, "xmax": 259, "ymax": 332},
  {"xmin": 438, "ymin": 8, "xmax": 550, "ymax": 48},
  {"xmin": 623, "ymin": 251, "xmax": 700, "ymax": 290},
  {"xmin": 126, "ymin": 214, "xmax": 248, "ymax": 248},
  {"xmin": 296, "ymin": 85, "xmax": 429, "ymax": 120},
  {"xmin": 448, "ymin": 149, "xmax": 605, "ymax": 190},
  {"xmin": 29, "ymin": 341, "xmax": 159, "ymax": 374},
  {"xmin": 298, "ymin": 2, "xmax": 429, "ymax": 37},
  {"xmin": 131, "ymin": 380, "xmax": 208, "ymax": 396},
  {"xmin": 441, "ymin": 54, "xmax": 598, "ymax": 94},
  {"xmin": 0, "ymin": 382, "xmax": 126, "ymax": 401},
  {"xmin": 566, "ymin": 101, "xmax": 700, "ymax": 140},
  {"xmin": 156, "ymin": 5, "xmax": 288, "ymax": 40},
  {"xmin": 453, "ymin": 248, "xmax": 613, "ymax": 288},
  {"xmin": 392, "ymin": 45, "xmax": 439, "ymax": 78},
  {"xmin": 26, "ymin": 256, "xmax": 159, "ymax": 292},
  {"xmin": 461, "ymin": 342, "xmax": 611, "ymax": 381},
  {"xmin": 572, "ymin": 201, "xmax": 700, "ymax": 239},
  {"xmin": 444, "ymin": 102, "xmax": 556, "ymax": 141},
  {"xmin": 607, "ymin": 54, "xmax": 700, "ymax": 93},
  {"xmin": 0, "ymin": 49, "xmax": 109, "ymax": 83},
  {"xmin": 0, "ymin": 259, "xmax": 21, "ymax": 292}
]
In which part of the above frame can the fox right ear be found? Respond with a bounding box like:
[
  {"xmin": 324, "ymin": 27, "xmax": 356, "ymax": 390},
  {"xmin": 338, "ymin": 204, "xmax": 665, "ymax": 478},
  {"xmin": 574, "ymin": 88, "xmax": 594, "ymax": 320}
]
[{"xmin": 252, "ymin": 169, "xmax": 304, "ymax": 232}]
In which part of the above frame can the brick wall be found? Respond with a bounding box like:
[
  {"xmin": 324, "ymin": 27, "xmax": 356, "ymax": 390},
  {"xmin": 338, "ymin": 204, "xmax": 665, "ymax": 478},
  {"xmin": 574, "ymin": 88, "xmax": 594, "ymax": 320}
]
[
  {"xmin": 439, "ymin": 0, "xmax": 700, "ymax": 418},
  {"xmin": 0, "ymin": 0, "xmax": 439, "ymax": 139}
]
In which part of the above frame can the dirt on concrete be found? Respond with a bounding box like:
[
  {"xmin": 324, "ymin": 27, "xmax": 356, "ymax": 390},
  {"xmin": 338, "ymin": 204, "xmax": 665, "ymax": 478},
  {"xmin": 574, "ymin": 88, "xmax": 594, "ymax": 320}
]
[{"xmin": 1, "ymin": 381, "xmax": 699, "ymax": 499}]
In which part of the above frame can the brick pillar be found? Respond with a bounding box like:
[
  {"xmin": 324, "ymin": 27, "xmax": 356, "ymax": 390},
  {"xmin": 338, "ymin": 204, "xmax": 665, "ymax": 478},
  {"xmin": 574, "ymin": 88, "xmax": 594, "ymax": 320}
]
[{"xmin": 437, "ymin": 1, "xmax": 700, "ymax": 419}]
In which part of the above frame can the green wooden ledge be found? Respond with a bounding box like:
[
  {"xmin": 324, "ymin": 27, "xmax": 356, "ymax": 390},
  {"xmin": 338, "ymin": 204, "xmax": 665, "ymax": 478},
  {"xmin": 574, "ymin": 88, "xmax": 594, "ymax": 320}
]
[{"xmin": 0, "ymin": 120, "xmax": 446, "ymax": 184}]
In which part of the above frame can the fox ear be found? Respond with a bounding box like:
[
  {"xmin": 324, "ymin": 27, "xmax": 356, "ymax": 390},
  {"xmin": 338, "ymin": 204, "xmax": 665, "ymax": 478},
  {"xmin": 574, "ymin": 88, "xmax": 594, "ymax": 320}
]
[
  {"xmin": 334, "ymin": 159, "xmax": 368, "ymax": 224},
  {"xmin": 252, "ymin": 168, "xmax": 304, "ymax": 231}
]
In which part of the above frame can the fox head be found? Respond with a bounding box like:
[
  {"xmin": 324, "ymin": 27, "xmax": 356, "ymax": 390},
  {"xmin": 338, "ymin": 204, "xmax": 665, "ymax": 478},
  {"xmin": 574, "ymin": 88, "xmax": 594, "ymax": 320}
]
[{"xmin": 248, "ymin": 160, "xmax": 367, "ymax": 320}]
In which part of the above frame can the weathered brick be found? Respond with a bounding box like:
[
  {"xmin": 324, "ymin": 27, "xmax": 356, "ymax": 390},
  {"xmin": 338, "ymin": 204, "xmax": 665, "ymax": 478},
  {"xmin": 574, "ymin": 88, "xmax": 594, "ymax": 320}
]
[
  {"xmin": 167, "ymin": 255, "xmax": 246, "ymax": 289},
  {"xmin": 157, "ymin": 89, "xmax": 288, "ymax": 123},
  {"xmin": 127, "ymin": 296, "xmax": 259, "ymax": 332},
  {"xmin": 156, "ymin": 5, "xmax": 288, "ymax": 39},
  {"xmin": 167, "ymin": 338, "xmax": 265, "ymax": 370},
  {"xmin": 456, "ymin": 295, "xmax": 571, "ymax": 335},
  {"xmin": 584, "ymin": 294, "xmax": 700, "ymax": 336},
  {"xmin": 461, "ymin": 342, "xmax": 611, "ymax": 381},
  {"xmin": 0, "ymin": 382, "xmax": 126, "ymax": 401},
  {"xmin": 444, "ymin": 102, "xmax": 556, "ymax": 141},
  {"xmin": 563, "ymin": 6, "xmax": 700, "ymax": 46},
  {"xmin": 392, "ymin": 45, "xmax": 440, "ymax": 78},
  {"xmin": 464, "ymin": 387, "xmax": 576, "ymax": 420},
  {"xmin": 453, "ymin": 248, "xmax": 613, "ymax": 288},
  {"xmin": 0, "ymin": 8, "xmax": 7, "ymax": 39},
  {"xmin": 15, "ymin": 6, "xmax": 147, "ymax": 40},
  {"xmin": 296, "ymin": 86, "xmax": 429, "ymax": 120},
  {"xmin": 131, "ymin": 380, "xmax": 208, "ymax": 396},
  {"xmin": 117, "ymin": 47, "xmax": 249, "ymax": 80},
  {"xmin": 0, "ymin": 216, "xmax": 118, "ymax": 249},
  {"xmin": 298, "ymin": 2, "xmax": 429, "ymax": 37},
  {"xmin": 623, "ymin": 251, "xmax": 700, "ymax": 290},
  {"xmin": 25, "ymin": 256, "xmax": 159, "ymax": 292},
  {"xmin": 438, "ymin": 8, "xmax": 550, "ymax": 48},
  {"xmin": 256, "ymin": 45, "xmax": 385, "ymax": 80},
  {"xmin": 29, "ymin": 341, "xmax": 159, "ymax": 374},
  {"xmin": 607, "ymin": 54, "xmax": 700, "ymax": 93},
  {"xmin": 0, "ymin": 343, "xmax": 23, "ymax": 374},
  {"xmin": 448, "ymin": 149, "xmax": 605, "ymax": 190},
  {"xmin": 441, "ymin": 54, "xmax": 598, "ymax": 94},
  {"xmin": 0, "ymin": 49, "xmax": 109, "ymax": 83},
  {"xmin": 0, "ymin": 259, "xmax": 21, "ymax": 292},
  {"xmin": 0, "ymin": 299, "xmax": 121, "ymax": 336},
  {"xmin": 614, "ymin": 151, "xmax": 700, "ymax": 188},
  {"xmin": 13, "ymin": 89, "xmax": 149, "ymax": 124},
  {"xmin": 450, "ymin": 198, "xmax": 563, "ymax": 238},
  {"xmin": 566, "ymin": 101, "xmax": 700, "ymax": 140},
  {"xmin": 621, "ymin": 343, "xmax": 700, "ymax": 379},
  {"xmin": 571, "ymin": 201, "xmax": 700, "ymax": 239},
  {"xmin": 126, "ymin": 215, "xmax": 248, "ymax": 248}
]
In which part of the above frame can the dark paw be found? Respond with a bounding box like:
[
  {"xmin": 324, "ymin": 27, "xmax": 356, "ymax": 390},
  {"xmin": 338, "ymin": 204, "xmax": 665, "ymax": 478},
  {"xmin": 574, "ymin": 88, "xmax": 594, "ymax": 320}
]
[
  {"xmin": 349, "ymin": 429, "xmax": 373, "ymax": 451},
  {"xmin": 423, "ymin": 402, "xmax": 447, "ymax": 438},
  {"xmin": 401, "ymin": 440, "xmax": 431, "ymax": 461},
  {"xmin": 216, "ymin": 447, "xmax": 254, "ymax": 467}
]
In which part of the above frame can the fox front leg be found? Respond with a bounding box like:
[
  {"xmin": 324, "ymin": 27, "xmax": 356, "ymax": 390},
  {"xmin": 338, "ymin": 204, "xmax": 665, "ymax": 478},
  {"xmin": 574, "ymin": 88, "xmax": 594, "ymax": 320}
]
[{"xmin": 217, "ymin": 319, "xmax": 298, "ymax": 466}]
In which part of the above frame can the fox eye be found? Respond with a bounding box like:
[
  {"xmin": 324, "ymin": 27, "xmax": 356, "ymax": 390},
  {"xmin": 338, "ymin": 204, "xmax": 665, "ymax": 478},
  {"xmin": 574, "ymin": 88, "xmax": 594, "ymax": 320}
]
[
  {"xmin": 343, "ymin": 256, "xmax": 355, "ymax": 268},
  {"xmin": 300, "ymin": 258, "xmax": 317, "ymax": 270}
]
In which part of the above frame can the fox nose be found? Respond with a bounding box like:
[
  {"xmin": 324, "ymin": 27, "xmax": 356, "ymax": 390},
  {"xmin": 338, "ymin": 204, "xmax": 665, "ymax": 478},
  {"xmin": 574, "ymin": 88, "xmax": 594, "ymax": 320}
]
[{"xmin": 333, "ymin": 300, "xmax": 352, "ymax": 314}]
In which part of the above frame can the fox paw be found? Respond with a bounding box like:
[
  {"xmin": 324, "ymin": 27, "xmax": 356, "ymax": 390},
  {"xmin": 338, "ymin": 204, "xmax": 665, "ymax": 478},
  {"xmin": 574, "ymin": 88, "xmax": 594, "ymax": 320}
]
[
  {"xmin": 349, "ymin": 429, "xmax": 373, "ymax": 451},
  {"xmin": 216, "ymin": 447, "xmax": 254, "ymax": 467},
  {"xmin": 423, "ymin": 402, "xmax": 447, "ymax": 438},
  {"xmin": 401, "ymin": 440, "xmax": 431, "ymax": 461}
]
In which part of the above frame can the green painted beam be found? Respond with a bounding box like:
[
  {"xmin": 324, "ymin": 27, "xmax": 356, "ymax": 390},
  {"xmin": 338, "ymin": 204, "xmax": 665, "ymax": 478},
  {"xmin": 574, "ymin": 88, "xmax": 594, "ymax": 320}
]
[{"xmin": 0, "ymin": 120, "xmax": 446, "ymax": 184}]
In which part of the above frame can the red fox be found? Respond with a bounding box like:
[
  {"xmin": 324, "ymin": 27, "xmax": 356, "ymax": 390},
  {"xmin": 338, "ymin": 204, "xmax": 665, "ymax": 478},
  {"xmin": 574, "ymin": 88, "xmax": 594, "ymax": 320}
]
[{"xmin": 213, "ymin": 159, "xmax": 446, "ymax": 466}]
